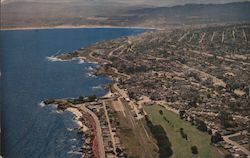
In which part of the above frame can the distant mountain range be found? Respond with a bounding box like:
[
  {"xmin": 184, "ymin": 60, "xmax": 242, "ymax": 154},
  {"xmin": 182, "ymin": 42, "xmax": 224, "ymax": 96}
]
[
  {"xmin": 126, "ymin": 2, "xmax": 250, "ymax": 26},
  {"xmin": 1, "ymin": 1, "xmax": 250, "ymax": 28},
  {"xmin": 1, "ymin": 0, "xmax": 249, "ymax": 7}
]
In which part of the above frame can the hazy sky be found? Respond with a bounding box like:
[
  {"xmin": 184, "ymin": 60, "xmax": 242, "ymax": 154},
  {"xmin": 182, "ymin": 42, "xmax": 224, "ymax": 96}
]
[{"xmin": 1, "ymin": 0, "xmax": 249, "ymax": 6}]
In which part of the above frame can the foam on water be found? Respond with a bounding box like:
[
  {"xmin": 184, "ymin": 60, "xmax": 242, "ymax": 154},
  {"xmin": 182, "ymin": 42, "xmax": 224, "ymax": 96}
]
[
  {"xmin": 92, "ymin": 85, "xmax": 103, "ymax": 90},
  {"xmin": 67, "ymin": 150, "xmax": 82, "ymax": 155},
  {"xmin": 38, "ymin": 101, "xmax": 46, "ymax": 107},
  {"xmin": 85, "ymin": 72, "xmax": 97, "ymax": 78},
  {"xmin": 77, "ymin": 59, "xmax": 85, "ymax": 64}
]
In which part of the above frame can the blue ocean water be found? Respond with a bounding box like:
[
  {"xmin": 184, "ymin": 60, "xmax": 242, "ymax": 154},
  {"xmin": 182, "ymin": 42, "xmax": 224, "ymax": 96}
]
[{"xmin": 0, "ymin": 28, "xmax": 146, "ymax": 158}]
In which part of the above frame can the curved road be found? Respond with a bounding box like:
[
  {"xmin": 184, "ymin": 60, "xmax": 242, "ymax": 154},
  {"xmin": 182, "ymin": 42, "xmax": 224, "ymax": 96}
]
[{"xmin": 79, "ymin": 105, "xmax": 105, "ymax": 158}]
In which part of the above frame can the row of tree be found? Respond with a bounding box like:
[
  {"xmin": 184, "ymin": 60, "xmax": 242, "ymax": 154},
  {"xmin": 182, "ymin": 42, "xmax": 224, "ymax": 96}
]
[{"xmin": 145, "ymin": 115, "xmax": 173, "ymax": 158}]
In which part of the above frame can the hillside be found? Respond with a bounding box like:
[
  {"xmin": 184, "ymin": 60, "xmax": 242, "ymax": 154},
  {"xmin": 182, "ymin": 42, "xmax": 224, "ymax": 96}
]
[
  {"xmin": 1, "ymin": 1, "xmax": 250, "ymax": 29},
  {"xmin": 127, "ymin": 2, "xmax": 250, "ymax": 25}
]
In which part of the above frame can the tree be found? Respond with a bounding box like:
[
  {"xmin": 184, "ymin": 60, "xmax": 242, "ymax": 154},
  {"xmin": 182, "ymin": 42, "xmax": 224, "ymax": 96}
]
[
  {"xmin": 191, "ymin": 146, "xmax": 198, "ymax": 154},
  {"xmin": 207, "ymin": 129, "xmax": 213, "ymax": 135},
  {"xmin": 196, "ymin": 120, "xmax": 207, "ymax": 132},
  {"xmin": 159, "ymin": 110, "xmax": 163, "ymax": 115},
  {"xmin": 180, "ymin": 128, "xmax": 188, "ymax": 140},
  {"xmin": 179, "ymin": 110, "xmax": 186, "ymax": 119},
  {"xmin": 79, "ymin": 96, "xmax": 84, "ymax": 100},
  {"xmin": 116, "ymin": 147, "xmax": 122, "ymax": 154},
  {"xmin": 219, "ymin": 111, "xmax": 234, "ymax": 128},
  {"xmin": 145, "ymin": 116, "xmax": 173, "ymax": 158},
  {"xmin": 224, "ymin": 154, "xmax": 233, "ymax": 158},
  {"xmin": 211, "ymin": 132, "xmax": 223, "ymax": 144},
  {"xmin": 88, "ymin": 95, "xmax": 97, "ymax": 102},
  {"xmin": 189, "ymin": 99, "xmax": 198, "ymax": 108}
]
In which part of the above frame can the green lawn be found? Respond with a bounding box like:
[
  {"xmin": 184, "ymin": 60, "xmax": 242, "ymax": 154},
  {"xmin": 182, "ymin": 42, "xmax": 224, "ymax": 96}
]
[{"xmin": 144, "ymin": 105, "xmax": 223, "ymax": 158}]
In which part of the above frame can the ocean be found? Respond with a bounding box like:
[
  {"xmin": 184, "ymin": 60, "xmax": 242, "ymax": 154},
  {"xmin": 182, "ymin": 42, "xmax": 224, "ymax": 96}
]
[{"xmin": 0, "ymin": 28, "xmax": 146, "ymax": 158}]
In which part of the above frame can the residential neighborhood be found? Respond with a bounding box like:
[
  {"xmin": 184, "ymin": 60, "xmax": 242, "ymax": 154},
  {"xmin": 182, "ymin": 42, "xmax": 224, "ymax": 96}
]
[{"xmin": 54, "ymin": 24, "xmax": 250, "ymax": 157}]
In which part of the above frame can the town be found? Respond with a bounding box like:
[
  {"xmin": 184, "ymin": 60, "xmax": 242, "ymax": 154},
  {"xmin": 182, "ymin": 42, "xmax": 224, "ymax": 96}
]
[{"xmin": 52, "ymin": 24, "xmax": 250, "ymax": 158}]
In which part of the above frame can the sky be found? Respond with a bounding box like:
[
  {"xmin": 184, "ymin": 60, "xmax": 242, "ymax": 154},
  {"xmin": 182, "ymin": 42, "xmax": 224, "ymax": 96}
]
[{"xmin": 1, "ymin": 0, "xmax": 249, "ymax": 6}]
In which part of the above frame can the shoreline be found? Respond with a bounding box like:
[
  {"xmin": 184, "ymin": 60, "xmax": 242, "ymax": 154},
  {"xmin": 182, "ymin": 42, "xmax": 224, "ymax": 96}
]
[
  {"xmin": 0, "ymin": 25, "xmax": 161, "ymax": 31},
  {"xmin": 33, "ymin": 23, "xmax": 249, "ymax": 157},
  {"xmin": 42, "ymin": 98, "xmax": 104, "ymax": 158}
]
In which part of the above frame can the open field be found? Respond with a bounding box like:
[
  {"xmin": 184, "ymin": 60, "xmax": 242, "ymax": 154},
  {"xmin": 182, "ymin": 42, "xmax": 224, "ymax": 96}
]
[
  {"xmin": 144, "ymin": 105, "xmax": 223, "ymax": 158},
  {"xmin": 116, "ymin": 111, "xmax": 143, "ymax": 158},
  {"xmin": 115, "ymin": 99, "xmax": 159, "ymax": 158}
]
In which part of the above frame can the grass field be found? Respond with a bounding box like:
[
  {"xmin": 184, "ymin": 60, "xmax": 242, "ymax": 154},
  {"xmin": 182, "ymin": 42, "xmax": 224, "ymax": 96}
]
[
  {"xmin": 116, "ymin": 111, "xmax": 158, "ymax": 158},
  {"xmin": 144, "ymin": 105, "xmax": 224, "ymax": 158}
]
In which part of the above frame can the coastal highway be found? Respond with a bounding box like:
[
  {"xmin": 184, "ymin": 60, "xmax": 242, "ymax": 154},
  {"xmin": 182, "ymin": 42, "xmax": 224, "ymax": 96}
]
[{"xmin": 79, "ymin": 105, "xmax": 105, "ymax": 158}]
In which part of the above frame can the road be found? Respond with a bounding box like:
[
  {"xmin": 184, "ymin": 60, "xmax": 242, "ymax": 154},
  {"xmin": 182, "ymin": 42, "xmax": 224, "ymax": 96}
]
[
  {"xmin": 199, "ymin": 32, "xmax": 206, "ymax": 44},
  {"xmin": 108, "ymin": 44, "xmax": 125, "ymax": 56},
  {"xmin": 242, "ymin": 29, "xmax": 247, "ymax": 41},
  {"xmin": 79, "ymin": 105, "xmax": 105, "ymax": 158},
  {"xmin": 178, "ymin": 31, "xmax": 190, "ymax": 42},
  {"xmin": 222, "ymin": 31, "xmax": 225, "ymax": 43},
  {"xmin": 113, "ymin": 83, "xmax": 144, "ymax": 119},
  {"xmin": 223, "ymin": 132, "xmax": 250, "ymax": 156},
  {"xmin": 113, "ymin": 83, "xmax": 129, "ymax": 98},
  {"xmin": 154, "ymin": 100, "xmax": 179, "ymax": 115},
  {"xmin": 211, "ymin": 32, "xmax": 215, "ymax": 42},
  {"xmin": 111, "ymin": 68, "xmax": 131, "ymax": 80}
]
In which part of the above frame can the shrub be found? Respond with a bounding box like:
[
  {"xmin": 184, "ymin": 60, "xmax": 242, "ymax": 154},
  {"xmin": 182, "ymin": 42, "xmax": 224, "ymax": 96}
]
[
  {"xmin": 191, "ymin": 146, "xmax": 198, "ymax": 154},
  {"xmin": 159, "ymin": 110, "xmax": 163, "ymax": 115}
]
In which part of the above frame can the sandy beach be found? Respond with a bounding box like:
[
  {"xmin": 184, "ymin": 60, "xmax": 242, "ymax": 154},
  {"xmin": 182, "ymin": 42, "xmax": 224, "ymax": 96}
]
[
  {"xmin": 0, "ymin": 25, "xmax": 159, "ymax": 31},
  {"xmin": 66, "ymin": 107, "xmax": 83, "ymax": 120}
]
